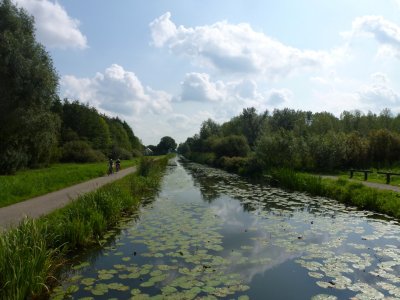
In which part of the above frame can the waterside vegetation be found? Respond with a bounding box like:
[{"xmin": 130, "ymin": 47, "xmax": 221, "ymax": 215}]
[
  {"xmin": 0, "ymin": 159, "xmax": 139, "ymax": 208},
  {"xmin": 178, "ymin": 107, "xmax": 400, "ymax": 219},
  {"xmin": 0, "ymin": 156, "xmax": 169, "ymax": 300},
  {"xmin": 269, "ymin": 169, "xmax": 400, "ymax": 219}
]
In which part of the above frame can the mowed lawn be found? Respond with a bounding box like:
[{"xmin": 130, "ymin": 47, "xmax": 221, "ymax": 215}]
[{"xmin": 0, "ymin": 159, "xmax": 138, "ymax": 208}]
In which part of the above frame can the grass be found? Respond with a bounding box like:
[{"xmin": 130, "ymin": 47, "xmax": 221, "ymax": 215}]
[
  {"xmin": 0, "ymin": 159, "xmax": 139, "ymax": 208},
  {"xmin": 337, "ymin": 168, "xmax": 400, "ymax": 186},
  {"xmin": 270, "ymin": 168, "xmax": 400, "ymax": 219},
  {"xmin": 0, "ymin": 156, "xmax": 169, "ymax": 300}
]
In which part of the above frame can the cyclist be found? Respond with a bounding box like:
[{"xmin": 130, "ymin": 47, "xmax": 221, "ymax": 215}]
[
  {"xmin": 108, "ymin": 158, "xmax": 113, "ymax": 175},
  {"xmin": 115, "ymin": 158, "xmax": 121, "ymax": 172}
]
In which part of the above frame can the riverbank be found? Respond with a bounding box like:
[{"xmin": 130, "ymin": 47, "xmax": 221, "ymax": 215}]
[
  {"xmin": 269, "ymin": 169, "xmax": 400, "ymax": 219},
  {"xmin": 183, "ymin": 156, "xmax": 400, "ymax": 220},
  {"xmin": 0, "ymin": 166, "xmax": 137, "ymax": 229},
  {"xmin": 0, "ymin": 156, "xmax": 169, "ymax": 300},
  {"xmin": 0, "ymin": 159, "xmax": 139, "ymax": 208}
]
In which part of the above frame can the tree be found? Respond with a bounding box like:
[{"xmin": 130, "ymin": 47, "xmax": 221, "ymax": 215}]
[
  {"xmin": 212, "ymin": 135, "xmax": 250, "ymax": 158},
  {"xmin": 156, "ymin": 136, "xmax": 177, "ymax": 155},
  {"xmin": 0, "ymin": 0, "xmax": 60, "ymax": 173}
]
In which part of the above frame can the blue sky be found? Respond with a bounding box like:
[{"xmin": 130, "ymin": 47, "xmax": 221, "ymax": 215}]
[{"xmin": 13, "ymin": 0, "xmax": 400, "ymax": 144}]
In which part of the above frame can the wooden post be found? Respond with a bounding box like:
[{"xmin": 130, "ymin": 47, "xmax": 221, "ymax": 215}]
[
  {"xmin": 350, "ymin": 170, "xmax": 354, "ymax": 178},
  {"xmin": 386, "ymin": 173, "xmax": 390, "ymax": 184},
  {"xmin": 364, "ymin": 171, "xmax": 368, "ymax": 181}
]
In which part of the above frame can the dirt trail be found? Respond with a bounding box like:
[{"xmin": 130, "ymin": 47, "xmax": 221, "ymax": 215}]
[
  {"xmin": 320, "ymin": 175, "xmax": 400, "ymax": 192},
  {"xmin": 0, "ymin": 167, "xmax": 136, "ymax": 229}
]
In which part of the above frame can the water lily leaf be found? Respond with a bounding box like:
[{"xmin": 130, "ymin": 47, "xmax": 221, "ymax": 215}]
[
  {"xmin": 72, "ymin": 262, "xmax": 90, "ymax": 270},
  {"xmin": 108, "ymin": 282, "xmax": 129, "ymax": 291},
  {"xmin": 66, "ymin": 285, "xmax": 79, "ymax": 294},
  {"xmin": 81, "ymin": 277, "xmax": 96, "ymax": 286}
]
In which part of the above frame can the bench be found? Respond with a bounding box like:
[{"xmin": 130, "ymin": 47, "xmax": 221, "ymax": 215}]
[
  {"xmin": 349, "ymin": 169, "xmax": 373, "ymax": 181},
  {"xmin": 377, "ymin": 171, "xmax": 400, "ymax": 184}
]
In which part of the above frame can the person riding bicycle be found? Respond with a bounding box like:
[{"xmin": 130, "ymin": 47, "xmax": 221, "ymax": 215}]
[
  {"xmin": 115, "ymin": 158, "xmax": 121, "ymax": 172},
  {"xmin": 108, "ymin": 158, "xmax": 113, "ymax": 175}
]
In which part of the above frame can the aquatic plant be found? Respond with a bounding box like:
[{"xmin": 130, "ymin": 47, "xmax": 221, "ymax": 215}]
[
  {"xmin": 0, "ymin": 157, "xmax": 168, "ymax": 299},
  {"xmin": 0, "ymin": 219, "xmax": 60, "ymax": 300}
]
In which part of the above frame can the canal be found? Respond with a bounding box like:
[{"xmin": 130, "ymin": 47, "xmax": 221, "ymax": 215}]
[{"xmin": 52, "ymin": 157, "xmax": 400, "ymax": 299}]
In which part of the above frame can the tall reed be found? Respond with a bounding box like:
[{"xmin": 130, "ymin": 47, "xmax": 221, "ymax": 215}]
[{"xmin": 0, "ymin": 219, "xmax": 59, "ymax": 300}]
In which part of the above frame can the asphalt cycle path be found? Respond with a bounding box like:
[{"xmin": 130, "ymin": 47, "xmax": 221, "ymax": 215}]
[{"xmin": 0, "ymin": 166, "xmax": 136, "ymax": 229}]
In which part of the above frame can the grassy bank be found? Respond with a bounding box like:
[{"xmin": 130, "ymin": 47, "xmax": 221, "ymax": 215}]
[
  {"xmin": 185, "ymin": 154, "xmax": 400, "ymax": 219},
  {"xmin": 270, "ymin": 168, "xmax": 400, "ymax": 219},
  {"xmin": 0, "ymin": 159, "xmax": 139, "ymax": 208},
  {"xmin": 0, "ymin": 156, "xmax": 169, "ymax": 300},
  {"xmin": 337, "ymin": 168, "xmax": 400, "ymax": 187}
]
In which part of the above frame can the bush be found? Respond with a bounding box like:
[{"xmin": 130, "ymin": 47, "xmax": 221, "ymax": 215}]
[
  {"xmin": 187, "ymin": 152, "xmax": 216, "ymax": 165},
  {"xmin": 138, "ymin": 157, "xmax": 155, "ymax": 177},
  {"xmin": 212, "ymin": 135, "xmax": 250, "ymax": 158},
  {"xmin": 132, "ymin": 149, "xmax": 143, "ymax": 158},
  {"xmin": 61, "ymin": 141, "xmax": 105, "ymax": 163},
  {"xmin": 110, "ymin": 146, "xmax": 133, "ymax": 160},
  {"xmin": 216, "ymin": 156, "xmax": 247, "ymax": 173}
]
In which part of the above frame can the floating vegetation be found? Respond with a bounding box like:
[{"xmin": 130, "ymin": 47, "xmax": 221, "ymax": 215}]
[{"xmin": 51, "ymin": 159, "xmax": 400, "ymax": 299}]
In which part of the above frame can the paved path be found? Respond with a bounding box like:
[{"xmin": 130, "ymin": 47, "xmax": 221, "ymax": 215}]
[
  {"xmin": 320, "ymin": 175, "xmax": 400, "ymax": 192},
  {"xmin": 0, "ymin": 166, "xmax": 137, "ymax": 229}
]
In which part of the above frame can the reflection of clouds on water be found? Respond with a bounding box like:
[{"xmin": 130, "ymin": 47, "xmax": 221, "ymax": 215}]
[{"xmin": 55, "ymin": 159, "xmax": 400, "ymax": 300}]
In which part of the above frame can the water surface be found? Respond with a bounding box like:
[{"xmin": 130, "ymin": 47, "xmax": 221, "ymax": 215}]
[{"xmin": 52, "ymin": 158, "xmax": 400, "ymax": 300}]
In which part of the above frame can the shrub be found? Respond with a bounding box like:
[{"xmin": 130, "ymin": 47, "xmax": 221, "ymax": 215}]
[
  {"xmin": 138, "ymin": 157, "xmax": 155, "ymax": 177},
  {"xmin": 187, "ymin": 152, "xmax": 216, "ymax": 165},
  {"xmin": 217, "ymin": 156, "xmax": 247, "ymax": 173},
  {"xmin": 110, "ymin": 146, "xmax": 133, "ymax": 160},
  {"xmin": 61, "ymin": 141, "xmax": 105, "ymax": 163},
  {"xmin": 212, "ymin": 135, "xmax": 250, "ymax": 158}
]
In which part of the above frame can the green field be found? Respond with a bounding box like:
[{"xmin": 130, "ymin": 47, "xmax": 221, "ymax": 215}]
[{"xmin": 0, "ymin": 159, "xmax": 139, "ymax": 208}]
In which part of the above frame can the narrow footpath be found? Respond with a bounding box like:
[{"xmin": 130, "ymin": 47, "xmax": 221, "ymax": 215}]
[
  {"xmin": 0, "ymin": 167, "xmax": 137, "ymax": 229},
  {"xmin": 320, "ymin": 175, "xmax": 400, "ymax": 192}
]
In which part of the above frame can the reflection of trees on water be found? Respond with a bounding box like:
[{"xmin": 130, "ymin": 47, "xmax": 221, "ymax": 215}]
[
  {"xmin": 180, "ymin": 159, "xmax": 285, "ymax": 215},
  {"xmin": 180, "ymin": 161, "xmax": 222, "ymax": 203}
]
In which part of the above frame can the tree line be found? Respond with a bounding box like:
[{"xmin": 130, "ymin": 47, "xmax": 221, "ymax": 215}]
[
  {"xmin": 178, "ymin": 107, "xmax": 400, "ymax": 175},
  {"xmin": 0, "ymin": 0, "xmax": 143, "ymax": 174}
]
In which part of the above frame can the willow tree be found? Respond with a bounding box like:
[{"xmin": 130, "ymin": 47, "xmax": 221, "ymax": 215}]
[{"xmin": 0, "ymin": 0, "xmax": 60, "ymax": 173}]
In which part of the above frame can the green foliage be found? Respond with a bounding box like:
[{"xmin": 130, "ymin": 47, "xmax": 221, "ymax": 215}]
[
  {"xmin": 256, "ymin": 130, "xmax": 310, "ymax": 170},
  {"xmin": 181, "ymin": 106, "xmax": 400, "ymax": 173},
  {"xmin": 156, "ymin": 136, "xmax": 177, "ymax": 155},
  {"xmin": 0, "ymin": 0, "xmax": 60, "ymax": 174},
  {"xmin": 0, "ymin": 157, "xmax": 168, "ymax": 299},
  {"xmin": 138, "ymin": 157, "xmax": 155, "ymax": 177},
  {"xmin": 0, "ymin": 160, "xmax": 138, "ymax": 207},
  {"xmin": 216, "ymin": 156, "xmax": 247, "ymax": 173},
  {"xmin": 61, "ymin": 141, "xmax": 105, "ymax": 163},
  {"xmin": 212, "ymin": 135, "xmax": 250, "ymax": 158},
  {"xmin": 0, "ymin": 219, "xmax": 59, "ymax": 300},
  {"xmin": 61, "ymin": 100, "xmax": 111, "ymax": 150},
  {"xmin": 186, "ymin": 152, "xmax": 216, "ymax": 166},
  {"xmin": 270, "ymin": 169, "xmax": 400, "ymax": 219}
]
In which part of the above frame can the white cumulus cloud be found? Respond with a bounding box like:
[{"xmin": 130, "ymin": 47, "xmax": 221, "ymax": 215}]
[
  {"xmin": 180, "ymin": 73, "xmax": 226, "ymax": 102},
  {"xmin": 344, "ymin": 15, "xmax": 400, "ymax": 58},
  {"xmin": 14, "ymin": 0, "xmax": 87, "ymax": 49},
  {"xmin": 61, "ymin": 64, "xmax": 172, "ymax": 116},
  {"xmin": 358, "ymin": 72, "xmax": 400, "ymax": 107},
  {"xmin": 266, "ymin": 89, "xmax": 293, "ymax": 106},
  {"xmin": 178, "ymin": 72, "xmax": 291, "ymax": 118},
  {"xmin": 150, "ymin": 12, "xmax": 335, "ymax": 79}
]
